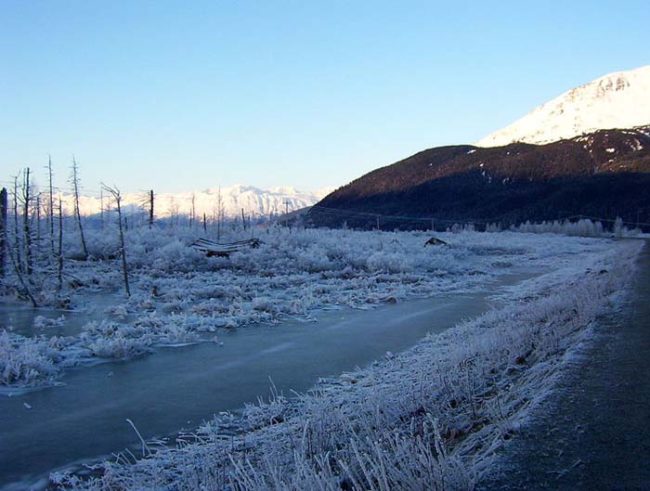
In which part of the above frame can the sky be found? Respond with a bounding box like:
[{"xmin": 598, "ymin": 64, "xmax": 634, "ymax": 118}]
[{"xmin": 1, "ymin": 0, "xmax": 649, "ymax": 195}]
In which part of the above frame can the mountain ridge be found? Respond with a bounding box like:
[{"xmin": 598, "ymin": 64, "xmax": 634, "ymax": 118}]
[
  {"xmin": 310, "ymin": 126, "xmax": 650, "ymax": 228},
  {"xmin": 63, "ymin": 184, "xmax": 331, "ymax": 220},
  {"xmin": 477, "ymin": 65, "xmax": 650, "ymax": 147}
]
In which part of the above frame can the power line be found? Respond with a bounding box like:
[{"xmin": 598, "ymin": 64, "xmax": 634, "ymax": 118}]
[{"xmin": 309, "ymin": 205, "xmax": 650, "ymax": 229}]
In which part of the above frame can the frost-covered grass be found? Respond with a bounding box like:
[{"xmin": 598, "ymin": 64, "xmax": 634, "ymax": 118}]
[
  {"xmin": 47, "ymin": 238, "xmax": 643, "ymax": 490},
  {"xmin": 0, "ymin": 330, "xmax": 60, "ymax": 387},
  {"xmin": 0, "ymin": 227, "xmax": 624, "ymax": 389}
]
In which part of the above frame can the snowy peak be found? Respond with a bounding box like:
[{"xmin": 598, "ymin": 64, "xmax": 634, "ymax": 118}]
[
  {"xmin": 477, "ymin": 65, "xmax": 650, "ymax": 147},
  {"xmin": 65, "ymin": 184, "xmax": 324, "ymax": 219}
]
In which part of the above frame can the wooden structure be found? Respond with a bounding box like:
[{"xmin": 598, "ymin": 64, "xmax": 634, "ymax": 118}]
[
  {"xmin": 424, "ymin": 237, "xmax": 448, "ymax": 246},
  {"xmin": 190, "ymin": 238, "xmax": 262, "ymax": 257}
]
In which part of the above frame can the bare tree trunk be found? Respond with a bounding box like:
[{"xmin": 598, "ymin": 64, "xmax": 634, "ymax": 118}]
[
  {"xmin": 6, "ymin": 236, "xmax": 38, "ymax": 307},
  {"xmin": 36, "ymin": 193, "xmax": 41, "ymax": 244},
  {"xmin": 48, "ymin": 156, "xmax": 55, "ymax": 256},
  {"xmin": 0, "ymin": 188, "xmax": 7, "ymax": 278},
  {"xmin": 104, "ymin": 185, "xmax": 130, "ymax": 297},
  {"xmin": 149, "ymin": 190, "xmax": 154, "ymax": 229},
  {"xmin": 12, "ymin": 176, "xmax": 21, "ymax": 272},
  {"xmin": 202, "ymin": 212, "xmax": 207, "ymax": 232},
  {"xmin": 58, "ymin": 197, "xmax": 64, "ymax": 291},
  {"xmin": 22, "ymin": 168, "xmax": 32, "ymax": 276},
  {"xmin": 71, "ymin": 157, "xmax": 88, "ymax": 259}
]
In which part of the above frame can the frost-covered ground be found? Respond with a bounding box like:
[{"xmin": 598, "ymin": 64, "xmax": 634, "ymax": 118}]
[
  {"xmin": 0, "ymin": 227, "xmax": 627, "ymax": 391},
  {"xmin": 43, "ymin": 234, "xmax": 643, "ymax": 490}
]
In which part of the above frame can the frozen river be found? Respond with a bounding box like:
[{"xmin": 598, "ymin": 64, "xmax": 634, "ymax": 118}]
[{"xmin": 0, "ymin": 270, "xmax": 537, "ymax": 489}]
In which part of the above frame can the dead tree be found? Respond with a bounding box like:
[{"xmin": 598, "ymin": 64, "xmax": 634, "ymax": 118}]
[
  {"xmin": 0, "ymin": 188, "xmax": 7, "ymax": 278},
  {"xmin": 47, "ymin": 156, "xmax": 55, "ymax": 256},
  {"xmin": 149, "ymin": 190, "xmax": 154, "ymax": 228},
  {"xmin": 36, "ymin": 192, "xmax": 41, "ymax": 245},
  {"xmin": 21, "ymin": 168, "xmax": 33, "ymax": 275},
  {"xmin": 202, "ymin": 212, "xmax": 207, "ymax": 232},
  {"xmin": 103, "ymin": 184, "xmax": 130, "ymax": 297},
  {"xmin": 12, "ymin": 176, "xmax": 21, "ymax": 272},
  {"xmin": 71, "ymin": 157, "xmax": 89, "ymax": 259},
  {"xmin": 6, "ymin": 235, "xmax": 38, "ymax": 307},
  {"xmin": 58, "ymin": 196, "xmax": 64, "ymax": 291}
]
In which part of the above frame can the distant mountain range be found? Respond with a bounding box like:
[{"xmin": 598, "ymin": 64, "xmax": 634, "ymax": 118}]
[
  {"xmin": 477, "ymin": 65, "xmax": 650, "ymax": 146},
  {"xmin": 310, "ymin": 66, "xmax": 650, "ymax": 230},
  {"xmin": 66, "ymin": 185, "xmax": 332, "ymax": 220}
]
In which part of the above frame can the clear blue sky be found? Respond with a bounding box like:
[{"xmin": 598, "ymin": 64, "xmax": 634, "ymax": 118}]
[{"xmin": 1, "ymin": 0, "xmax": 648, "ymax": 194}]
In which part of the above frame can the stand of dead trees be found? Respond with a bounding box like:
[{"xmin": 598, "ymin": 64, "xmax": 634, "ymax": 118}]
[{"xmin": 2, "ymin": 155, "xmax": 268, "ymax": 308}]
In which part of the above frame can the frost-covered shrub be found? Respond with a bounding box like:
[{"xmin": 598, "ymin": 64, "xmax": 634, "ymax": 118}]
[
  {"xmin": 33, "ymin": 315, "xmax": 66, "ymax": 329},
  {"xmin": 87, "ymin": 334, "xmax": 150, "ymax": 359},
  {"xmin": 366, "ymin": 251, "xmax": 413, "ymax": 273},
  {"xmin": 85, "ymin": 229, "xmax": 120, "ymax": 259},
  {"xmin": 251, "ymin": 297, "xmax": 276, "ymax": 313},
  {"xmin": 294, "ymin": 248, "xmax": 334, "ymax": 272},
  {"xmin": 0, "ymin": 331, "xmax": 59, "ymax": 386},
  {"xmin": 148, "ymin": 240, "xmax": 205, "ymax": 272},
  {"xmin": 513, "ymin": 217, "xmax": 638, "ymax": 238}
]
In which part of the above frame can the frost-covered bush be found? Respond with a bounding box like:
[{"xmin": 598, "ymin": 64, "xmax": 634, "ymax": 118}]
[
  {"xmin": 366, "ymin": 251, "xmax": 413, "ymax": 273},
  {"xmin": 513, "ymin": 217, "xmax": 639, "ymax": 237},
  {"xmin": 79, "ymin": 319, "xmax": 197, "ymax": 359},
  {"xmin": 33, "ymin": 315, "xmax": 66, "ymax": 329},
  {"xmin": 149, "ymin": 240, "xmax": 206, "ymax": 273},
  {"xmin": 0, "ymin": 331, "xmax": 59, "ymax": 386},
  {"xmin": 86, "ymin": 334, "xmax": 150, "ymax": 359}
]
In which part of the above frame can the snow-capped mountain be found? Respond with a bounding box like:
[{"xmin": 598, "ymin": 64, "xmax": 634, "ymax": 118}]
[
  {"xmin": 64, "ymin": 185, "xmax": 333, "ymax": 219},
  {"xmin": 477, "ymin": 65, "xmax": 650, "ymax": 147}
]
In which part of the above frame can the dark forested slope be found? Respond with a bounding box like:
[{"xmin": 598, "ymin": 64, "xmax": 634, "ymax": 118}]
[{"xmin": 309, "ymin": 127, "xmax": 650, "ymax": 229}]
